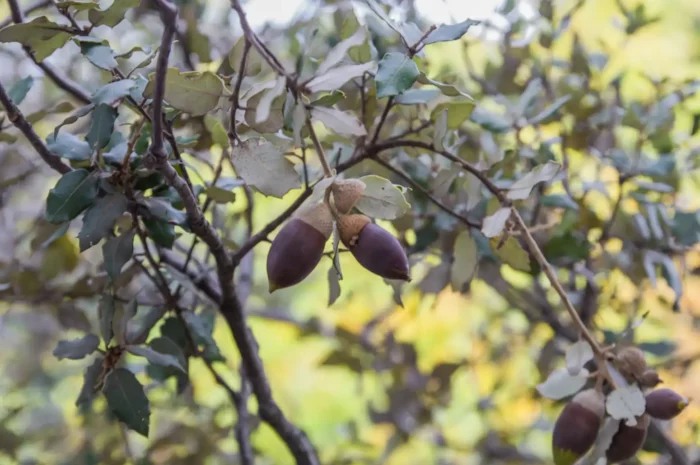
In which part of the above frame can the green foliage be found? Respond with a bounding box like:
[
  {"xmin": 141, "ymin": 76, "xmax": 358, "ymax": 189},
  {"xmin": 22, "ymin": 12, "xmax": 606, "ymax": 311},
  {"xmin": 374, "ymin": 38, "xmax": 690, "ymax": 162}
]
[{"xmin": 1, "ymin": 0, "xmax": 699, "ymax": 463}]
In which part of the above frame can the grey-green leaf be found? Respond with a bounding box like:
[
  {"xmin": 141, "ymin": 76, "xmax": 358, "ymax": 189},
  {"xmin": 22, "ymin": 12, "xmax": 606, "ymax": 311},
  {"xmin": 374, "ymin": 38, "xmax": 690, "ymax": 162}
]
[
  {"xmin": 126, "ymin": 345, "xmax": 186, "ymax": 373},
  {"xmin": 88, "ymin": 0, "xmax": 140, "ymax": 27},
  {"xmin": 394, "ymin": 88, "xmax": 440, "ymax": 105},
  {"xmin": 53, "ymin": 333, "xmax": 100, "ymax": 360},
  {"xmin": 78, "ymin": 193, "xmax": 128, "ymax": 251},
  {"xmin": 46, "ymin": 132, "xmax": 92, "ymax": 161},
  {"xmin": 230, "ymin": 138, "xmax": 300, "ymax": 198},
  {"xmin": 102, "ymin": 229, "xmax": 135, "ymax": 280},
  {"xmin": 8, "ymin": 76, "xmax": 34, "ymax": 105},
  {"xmin": 92, "ymin": 80, "xmax": 136, "ymax": 105},
  {"xmin": 143, "ymin": 68, "xmax": 224, "ymax": 116},
  {"xmin": 529, "ymin": 95, "xmax": 572, "ymax": 125},
  {"xmin": 102, "ymin": 368, "xmax": 150, "ymax": 437},
  {"xmin": 53, "ymin": 104, "xmax": 95, "ymax": 139},
  {"xmin": 81, "ymin": 43, "xmax": 117, "ymax": 70},
  {"xmin": 86, "ymin": 104, "xmax": 117, "ymax": 149},
  {"xmin": 375, "ymin": 53, "xmax": 419, "ymax": 98},
  {"xmin": 45, "ymin": 169, "xmax": 99, "ymax": 224},
  {"xmin": 423, "ymin": 19, "xmax": 480, "ymax": 45}
]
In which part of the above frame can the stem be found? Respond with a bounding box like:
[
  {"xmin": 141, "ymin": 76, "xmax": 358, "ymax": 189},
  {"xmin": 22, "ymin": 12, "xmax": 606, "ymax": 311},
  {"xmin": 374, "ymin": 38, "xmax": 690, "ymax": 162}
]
[{"xmin": 305, "ymin": 117, "xmax": 333, "ymax": 178}]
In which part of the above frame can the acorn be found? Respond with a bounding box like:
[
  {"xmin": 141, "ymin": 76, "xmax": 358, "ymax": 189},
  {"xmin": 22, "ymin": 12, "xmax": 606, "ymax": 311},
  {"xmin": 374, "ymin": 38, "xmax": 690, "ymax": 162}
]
[
  {"xmin": 606, "ymin": 414, "xmax": 650, "ymax": 463},
  {"xmin": 266, "ymin": 202, "xmax": 332, "ymax": 292},
  {"xmin": 331, "ymin": 179, "xmax": 366, "ymax": 214},
  {"xmin": 552, "ymin": 389, "xmax": 605, "ymax": 465},
  {"xmin": 645, "ymin": 388, "xmax": 689, "ymax": 420},
  {"xmin": 337, "ymin": 214, "xmax": 410, "ymax": 281},
  {"xmin": 639, "ymin": 369, "xmax": 663, "ymax": 388},
  {"xmin": 615, "ymin": 347, "xmax": 648, "ymax": 383}
]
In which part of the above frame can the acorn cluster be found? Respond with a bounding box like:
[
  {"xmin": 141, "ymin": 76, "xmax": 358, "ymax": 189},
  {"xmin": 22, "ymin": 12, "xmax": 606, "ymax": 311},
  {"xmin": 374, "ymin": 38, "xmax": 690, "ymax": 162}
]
[
  {"xmin": 266, "ymin": 178, "xmax": 410, "ymax": 292},
  {"xmin": 552, "ymin": 347, "xmax": 690, "ymax": 465}
]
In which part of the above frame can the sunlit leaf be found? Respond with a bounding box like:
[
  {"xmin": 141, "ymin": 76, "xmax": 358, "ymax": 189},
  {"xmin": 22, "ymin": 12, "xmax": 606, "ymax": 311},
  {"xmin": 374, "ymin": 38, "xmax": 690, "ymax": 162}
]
[
  {"xmin": 606, "ymin": 385, "xmax": 646, "ymax": 426},
  {"xmin": 310, "ymin": 106, "xmax": 367, "ymax": 136},
  {"xmin": 424, "ymin": 19, "xmax": 480, "ymax": 45},
  {"xmin": 354, "ymin": 175, "xmax": 410, "ymax": 220},
  {"xmin": 491, "ymin": 236, "xmax": 530, "ymax": 272},
  {"xmin": 0, "ymin": 17, "xmax": 73, "ymax": 62},
  {"xmin": 91, "ymin": 80, "xmax": 136, "ymax": 105},
  {"xmin": 316, "ymin": 27, "xmax": 366, "ymax": 75},
  {"xmin": 230, "ymin": 138, "xmax": 300, "ymax": 198},
  {"xmin": 143, "ymin": 68, "xmax": 224, "ymax": 116},
  {"xmin": 507, "ymin": 161, "xmax": 561, "ymax": 200},
  {"xmin": 536, "ymin": 367, "xmax": 589, "ymax": 400},
  {"xmin": 481, "ymin": 207, "xmax": 511, "ymax": 238},
  {"xmin": 451, "ymin": 230, "xmax": 478, "ymax": 291},
  {"xmin": 306, "ymin": 62, "xmax": 375, "ymax": 93},
  {"xmin": 88, "ymin": 0, "xmax": 140, "ymax": 27},
  {"xmin": 565, "ymin": 340, "xmax": 594, "ymax": 376}
]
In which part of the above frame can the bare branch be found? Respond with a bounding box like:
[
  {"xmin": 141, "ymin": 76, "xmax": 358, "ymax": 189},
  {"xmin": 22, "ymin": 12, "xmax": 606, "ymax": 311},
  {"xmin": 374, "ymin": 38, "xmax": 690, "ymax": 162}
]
[
  {"xmin": 0, "ymin": 80, "xmax": 72, "ymax": 174},
  {"xmin": 372, "ymin": 157, "xmax": 481, "ymax": 228}
]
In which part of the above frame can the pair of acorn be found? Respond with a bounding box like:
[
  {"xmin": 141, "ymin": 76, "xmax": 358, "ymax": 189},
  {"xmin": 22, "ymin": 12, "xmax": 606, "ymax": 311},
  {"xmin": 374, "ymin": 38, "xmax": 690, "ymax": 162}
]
[
  {"xmin": 552, "ymin": 347, "xmax": 690, "ymax": 465},
  {"xmin": 266, "ymin": 178, "xmax": 410, "ymax": 292}
]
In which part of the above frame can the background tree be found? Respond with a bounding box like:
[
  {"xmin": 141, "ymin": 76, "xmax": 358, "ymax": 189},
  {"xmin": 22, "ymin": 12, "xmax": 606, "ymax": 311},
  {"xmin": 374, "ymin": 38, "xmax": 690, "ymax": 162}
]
[{"xmin": 0, "ymin": 0, "xmax": 699, "ymax": 464}]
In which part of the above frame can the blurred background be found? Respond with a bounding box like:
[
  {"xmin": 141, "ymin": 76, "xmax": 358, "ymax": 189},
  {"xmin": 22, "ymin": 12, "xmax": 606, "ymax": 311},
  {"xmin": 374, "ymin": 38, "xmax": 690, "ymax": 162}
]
[{"xmin": 1, "ymin": 0, "xmax": 700, "ymax": 464}]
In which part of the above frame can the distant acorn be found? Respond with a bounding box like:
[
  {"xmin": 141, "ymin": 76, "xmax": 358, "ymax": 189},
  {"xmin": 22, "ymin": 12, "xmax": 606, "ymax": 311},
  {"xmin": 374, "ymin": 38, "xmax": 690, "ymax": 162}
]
[
  {"xmin": 266, "ymin": 202, "xmax": 332, "ymax": 292},
  {"xmin": 639, "ymin": 369, "xmax": 663, "ymax": 388},
  {"xmin": 645, "ymin": 388, "xmax": 689, "ymax": 420},
  {"xmin": 552, "ymin": 389, "xmax": 605, "ymax": 465},
  {"xmin": 606, "ymin": 414, "xmax": 650, "ymax": 463},
  {"xmin": 331, "ymin": 179, "xmax": 366, "ymax": 214},
  {"xmin": 337, "ymin": 214, "xmax": 410, "ymax": 281}
]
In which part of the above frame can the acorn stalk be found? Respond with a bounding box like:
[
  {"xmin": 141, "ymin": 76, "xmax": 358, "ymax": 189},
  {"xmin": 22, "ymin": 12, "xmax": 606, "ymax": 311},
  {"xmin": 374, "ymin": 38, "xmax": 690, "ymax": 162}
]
[
  {"xmin": 552, "ymin": 389, "xmax": 605, "ymax": 465},
  {"xmin": 266, "ymin": 202, "xmax": 332, "ymax": 292}
]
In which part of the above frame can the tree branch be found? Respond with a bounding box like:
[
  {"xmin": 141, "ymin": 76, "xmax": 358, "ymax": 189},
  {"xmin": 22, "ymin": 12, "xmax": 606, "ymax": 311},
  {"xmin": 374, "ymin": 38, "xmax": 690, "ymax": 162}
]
[
  {"xmin": 7, "ymin": 0, "xmax": 91, "ymax": 104},
  {"xmin": 0, "ymin": 0, "xmax": 51, "ymax": 29},
  {"xmin": 371, "ymin": 156, "xmax": 481, "ymax": 228},
  {"xmin": 0, "ymin": 80, "xmax": 72, "ymax": 174},
  {"xmin": 146, "ymin": 3, "xmax": 319, "ymax": 464}
]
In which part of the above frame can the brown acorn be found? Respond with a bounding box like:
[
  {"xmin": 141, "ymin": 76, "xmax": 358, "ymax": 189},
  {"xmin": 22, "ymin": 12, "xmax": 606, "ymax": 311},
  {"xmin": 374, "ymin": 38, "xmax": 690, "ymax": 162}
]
[
  {"xmin": 615, "ymin": 347, "xmax": 648, "ymax": 383},
  {"xmin": 639, "ymin": 369, "xmax": 663, "ymax": 388},
  {"xmin": 645, "ymin": 388, "xmax": 689, "ymax": 420},
  {"xmin": 337, "ymin": 214, "xmax": 410, "ymax": 281},
  {"xmin": 266, "ymin": 202, "xmax": 332, "ymax": 292},
  {"xmin": 552, "ymin": 389, "xmax": 605, "ymax": 465},
  {"xmin": 606, "ymin": 414, "xmax": 650, "ymax": 463},
  {"xmin": 331, "ymin": 179, "xmax": 366, "ymax": 214}
]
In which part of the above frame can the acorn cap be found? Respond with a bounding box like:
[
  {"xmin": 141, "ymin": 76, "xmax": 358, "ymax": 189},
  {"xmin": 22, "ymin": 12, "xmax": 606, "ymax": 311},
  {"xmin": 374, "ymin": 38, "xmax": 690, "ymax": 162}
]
[
  {"xmin": 645, "ymin": 388, "xmax": 689, "ymax": 420},
  {"xmin": 295, "ymin": 201, "xmax": 333, "ymax": 240},
  {"xmin": 552, "ymin": 389, "xmax": 604, "ymax": 465},
  {"xmin": 615, "ymin": 347, "xmax": 648, "ymax": 383},
  {"xmin": 350, "ymin": 222, "xmax": 410, "ymax": 281},
  {"xmin": 331, "ymin": 179, "xmax": 366, "ymax": 214},
  {"xmin": 605, "ymin": 414, "xmax": 650, "ymax": 463},
  {"xmin": 337, "ymin": 214, "xmax": 371, "ymax": 247},
  {"xmin": 266, "ymin": 217, "xmax": 328, "ymax": 292}
]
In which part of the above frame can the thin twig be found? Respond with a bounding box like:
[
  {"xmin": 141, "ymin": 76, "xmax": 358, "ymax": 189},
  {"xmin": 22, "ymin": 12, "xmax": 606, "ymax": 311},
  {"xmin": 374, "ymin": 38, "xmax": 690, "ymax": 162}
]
[
  {"xmin": 0, "ymin": 0, "xmax": 51, "ymax": 29},
  {"xmin": 7, "ymin": 0, "xmax": 91, "ymax": 104},
  {"xmin": 372, "ymin": 157, "xmax": 481, "ymax": 228},
  {"xmin": 228, "ymin": 38, "xmax": 251, "ymax": 145},
  {"xmin": 305, "ymin": 117, "xmax": 333, "ymax": 177},
  {"xmin": 0, "ymin": 81, "xmax": 72, "ymax": 174}
]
